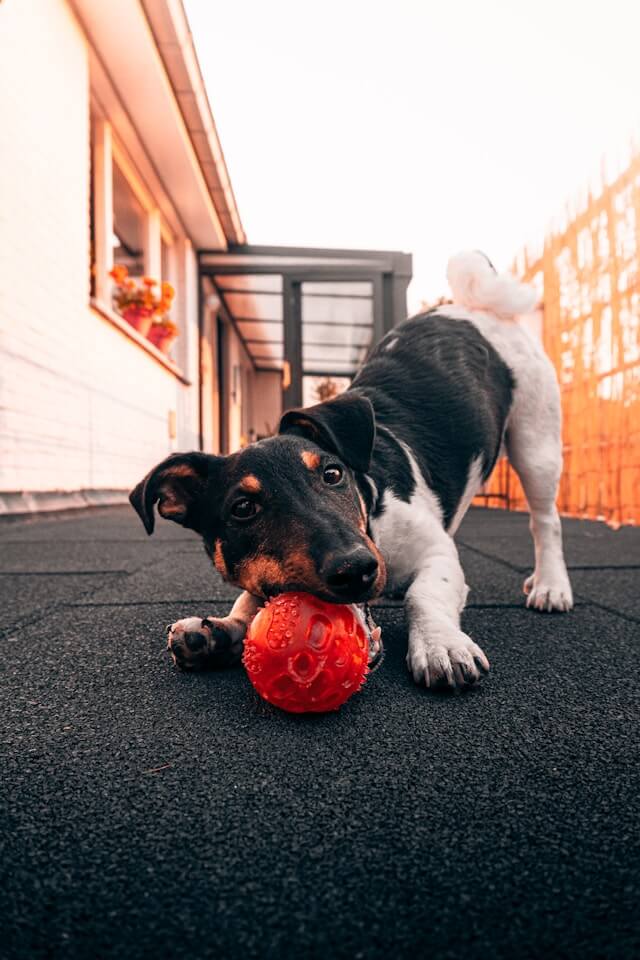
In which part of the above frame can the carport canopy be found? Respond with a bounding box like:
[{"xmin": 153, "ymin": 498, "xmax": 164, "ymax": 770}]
[{"xmin": 199, "ymin": 244, "xmax": 412, "ymax": 408}]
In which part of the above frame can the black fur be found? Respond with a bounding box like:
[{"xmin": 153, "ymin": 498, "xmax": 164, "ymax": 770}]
[
  {"xmin": 131, "ymin": 434, "xmax": 383, "ymax": 603},
  {"xmin": 351, "ymin": 310, "xmax": 514, "ymax": 527},
  {"xmin": 367, "ymin": 424, "xmax": 416, "ymax": 515},
  {"xmin": 130, "ymin": 308, "xmax": 514, "ymax": 594},
  {"xmin": 129, "ymin": 452, "xmax": 217, "ymax": 535},
  {"xmin": 279, "ymin": 392, "xmax": 375, "ymax": 473}
]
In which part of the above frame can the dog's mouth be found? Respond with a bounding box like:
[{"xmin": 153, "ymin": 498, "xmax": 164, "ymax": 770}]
[
  {"xmin": 323, "ymin": 570, "xmax": 387, "ymax": 606},
  {"xmin": 263, "ymin": 583, "xmax": 381, "ymax": 605},
  {"xmin": 233, "ymin": 541, "xmax": 387, "ymax": 605}
]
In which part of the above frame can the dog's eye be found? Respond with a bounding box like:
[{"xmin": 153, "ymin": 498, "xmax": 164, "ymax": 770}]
[
  {"xmin": 323, "ymin": 465, "xmax": 343, "ymax": 486},
  {"xmin": 231, "ymin": 498, "xmax": 261, "ymax": 521}
]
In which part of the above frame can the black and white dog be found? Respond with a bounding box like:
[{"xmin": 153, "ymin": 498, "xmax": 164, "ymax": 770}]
[{"xmin": 130, "ymin": 252, "xmax": 573, "ymax": 690}]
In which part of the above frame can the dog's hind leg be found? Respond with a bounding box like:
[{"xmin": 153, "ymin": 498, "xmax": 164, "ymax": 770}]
[
  {"xmin": 505, "ymin": 367, "xmax": 573, "ymax": 612},
  {"xmin": 167, "ymin": 591, "xmax": 263, "ymax": 671}
]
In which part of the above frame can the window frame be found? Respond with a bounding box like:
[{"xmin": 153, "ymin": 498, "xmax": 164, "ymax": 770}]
[
  {"xmin": 90, "ymin": 108, "xmax": 187, "ymax": 379},
  {"xmin": 111, "ymin": 147, "xmax": 153, "ymax": 280}
]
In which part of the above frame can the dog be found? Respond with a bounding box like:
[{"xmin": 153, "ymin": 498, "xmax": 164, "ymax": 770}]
[{"xmin": 130, "ymin": 251, "xmax": 573, "ymax": 689}]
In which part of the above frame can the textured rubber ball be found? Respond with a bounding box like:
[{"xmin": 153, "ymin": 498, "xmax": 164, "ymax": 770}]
[{"xmin": 242, "ymin": 592, "xmax": 369, "ymax": 713}]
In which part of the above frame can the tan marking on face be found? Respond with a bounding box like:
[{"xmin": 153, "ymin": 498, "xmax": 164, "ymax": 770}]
[
  {"xmin": 239, "ymin": 474, "xmax": 262, "ymax": 493},
  {"xmin": 283, "ymin": 549, "xmax": 326, "ymax": 590},
  {"xmin": 237, "ymin": 556, "xmax": 287, "ymax": 596},
  {"xmin": 356, "ymin": 491, "xmax": 368, "ymax": 532},
  {"xmin": 214, "ymin": 539, "xmax": 229, "ymax": 579},
  {"xmin": 236, "ymin": 540, "xmax": 328, "ymax": 597},
  {"xmin": 301, "ymin": 451, "xmax": 321, "ymax": 471}
]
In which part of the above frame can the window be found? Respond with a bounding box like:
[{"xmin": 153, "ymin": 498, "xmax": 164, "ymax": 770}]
[
  {"xmin": 90, "ymin": 112, "xmax": 183, "ymax": 365},
  {"xmin": 112, "ymin": 160, "xmax": 146, "ymax": 278}
]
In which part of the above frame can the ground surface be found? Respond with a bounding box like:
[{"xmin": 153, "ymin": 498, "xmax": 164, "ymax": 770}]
[{"xmin": 1, "ymin": 505, "xmax": 639, "ymax": 960}]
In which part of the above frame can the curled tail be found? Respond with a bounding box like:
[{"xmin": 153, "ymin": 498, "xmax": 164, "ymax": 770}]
[{"xmin": 446, "ymin": 251, "xmax": 536, "ymax": 318}]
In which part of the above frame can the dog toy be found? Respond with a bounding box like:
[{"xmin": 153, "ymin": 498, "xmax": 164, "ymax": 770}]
[{"xmin": 243, "ymin": 592, "xmax": 377, "ymax": 713}]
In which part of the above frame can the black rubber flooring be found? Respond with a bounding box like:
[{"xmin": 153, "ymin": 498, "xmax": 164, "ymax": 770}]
[{"xmin": 1, "ymin": 506, "xmax": 638, "ymax": 959}]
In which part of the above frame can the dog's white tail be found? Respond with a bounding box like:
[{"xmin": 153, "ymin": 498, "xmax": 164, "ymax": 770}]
[{"xmin": 447, "ymin": 251, "xmax": 536, "ymax": 318}]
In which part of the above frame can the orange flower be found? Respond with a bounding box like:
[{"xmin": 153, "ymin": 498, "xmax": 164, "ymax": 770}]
[
  {"xmin": 109, "ymin": 265, "xmax": 129, "ymax": 285},
  {"xmin": 109, "ymin": 268, "xmax": 178, "ymax": 322}
]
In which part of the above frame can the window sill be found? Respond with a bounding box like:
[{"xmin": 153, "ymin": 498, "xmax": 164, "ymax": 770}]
[{"xmin": 90, "ymin": 299, "xmax": 192, "ymax": 385}]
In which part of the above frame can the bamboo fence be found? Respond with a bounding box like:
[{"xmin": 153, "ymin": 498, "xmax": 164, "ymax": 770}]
[{"xmin": 475, "ymin": 152, "xmax": 640, "ymax": 526}]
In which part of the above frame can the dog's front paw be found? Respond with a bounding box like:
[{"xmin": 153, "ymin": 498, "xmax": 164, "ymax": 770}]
[
  {"xmin": 167, "ymin": 616, "xmax": 245, "ymax": 671},
  {"xmin": 407, "ymin": 631, "xmax": 490, "ymax": 690},
  {"xmin": 523, "ymin": 573, "xmax": 573, "ymax": 612}
]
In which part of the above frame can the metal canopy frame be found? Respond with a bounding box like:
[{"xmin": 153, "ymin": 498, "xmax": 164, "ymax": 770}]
[{"xmin": 199, "ymin": 243, "xmax": 412, "ymax": 409}]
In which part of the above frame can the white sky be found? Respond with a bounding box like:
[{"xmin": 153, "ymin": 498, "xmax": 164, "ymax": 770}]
[{"xmin": 185, "ymin": 0, "xmax": 640, "ymax": 309}]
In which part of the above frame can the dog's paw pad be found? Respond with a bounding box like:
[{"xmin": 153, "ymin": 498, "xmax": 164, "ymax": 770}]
[
  {"xmin": 167, "ymin": 617, "xmax": 244, "ymax": 671},
  {"xmin": 524, "ymin": 574, "xmax": 573, "ymax": 612},
  {"xmin": 407, "ymin": 633, "xmax": 489, "ymax": 690},
  {"xmin": 184, "ymin": 630, "xmax": 207, "ymax": 652}
]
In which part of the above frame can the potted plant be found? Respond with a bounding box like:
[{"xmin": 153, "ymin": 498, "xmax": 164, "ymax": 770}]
[
  {"xmin": 148, "ymin": 281, "xmax": 178, "ymax": 354},
  {"xmin": 109, "ymin": 266, "xmax": 176, "ymax": 342},
  {"xmin": 148, "ymin": 316, "xmax": 179, "ymax": 355}
]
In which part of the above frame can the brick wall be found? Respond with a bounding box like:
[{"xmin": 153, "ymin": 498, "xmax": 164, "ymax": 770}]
[{"xmin": 0, "ymin": 0, "xmax": 201, "ymax": 496}]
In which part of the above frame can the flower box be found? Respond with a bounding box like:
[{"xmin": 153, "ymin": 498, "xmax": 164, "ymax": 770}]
[
  {"xmin": 109, "ymin": 266, "xmax": 177, "ymax": 349},
  {"xmin": 122, "ymin": 306, "xmax": 154, "ymax": 336},
  {"xmin": 148, "ymin": 322, "xmax": 179, "ymax": 355}
]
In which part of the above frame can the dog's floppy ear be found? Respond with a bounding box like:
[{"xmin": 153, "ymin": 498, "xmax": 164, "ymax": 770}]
[
  {"xmin": 279, "ymin": 392, "xmax": 375, "ymax": 473},
  {"xmin": 129, "ymin": 452, "xmax": 219, "ymax": 535}
]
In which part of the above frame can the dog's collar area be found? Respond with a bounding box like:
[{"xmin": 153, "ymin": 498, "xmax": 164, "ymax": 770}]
[{"xmin": 364, "ymin": 602, "xmax": 384, "ymax": 672}]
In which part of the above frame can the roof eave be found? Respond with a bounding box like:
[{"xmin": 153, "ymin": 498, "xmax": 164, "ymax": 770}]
[
  {"xmin": 141, "ymin": 0, "xmax": 246, "ymax": 247},
  {"xmin": 69, "ymin": 0, "xmax": 242, "ymax": 250}
]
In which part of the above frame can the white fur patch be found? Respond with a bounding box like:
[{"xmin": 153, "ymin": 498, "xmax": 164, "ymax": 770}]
[
  {"xmin": 370, "ymin": 437, "xmax": 443, "ymax": 591},
  {"xmin": 394, "ymin": 480, "xmax": 488, "ymax": 688},
  {"xmin": 524, "ymin": 571, "xmax": 573, "ymax": 612},
  {"xmin": 437, "ymin": 260, "xmax": 572, "ymax": 618},
  {"xmin": 447, "ymin": 251, "xmax": 537, "ymax": 318},
  {"xmin": 447, "ymin": 454, "xmax": 484, "ymax": 536}
]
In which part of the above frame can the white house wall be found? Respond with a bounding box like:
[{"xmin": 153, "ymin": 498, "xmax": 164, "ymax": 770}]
[{"xmin": 0, "ymin": 0, "xmax": 200, "ymax": 498}]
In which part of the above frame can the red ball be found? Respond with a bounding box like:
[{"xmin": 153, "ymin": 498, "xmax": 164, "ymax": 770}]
[{"xmin": 243, "ymin": 592, "xmax": 369, "ymax": 713}]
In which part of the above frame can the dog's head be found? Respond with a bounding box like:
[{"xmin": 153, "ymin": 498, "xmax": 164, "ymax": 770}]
[{"xmin": 129, "ymin": 392, "xmax": 386, "ymax": 604}]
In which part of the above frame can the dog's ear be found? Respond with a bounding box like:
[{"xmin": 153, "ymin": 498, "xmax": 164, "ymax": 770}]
[
  {"xmin": 279, "ymin": 392, "xmax": 375, "ymax": 473},
  {"xmin": 129, "ymin": 452, "xmax": 219, "ymax": 535}
]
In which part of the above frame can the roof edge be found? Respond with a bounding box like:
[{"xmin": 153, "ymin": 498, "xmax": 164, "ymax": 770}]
[{"xmin": 141, "ymin": 0, "xmax": 246, "ymax": 247}]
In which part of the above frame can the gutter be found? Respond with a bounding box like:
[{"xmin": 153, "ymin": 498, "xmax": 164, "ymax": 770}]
[{"xmin": 141, "ymin": 0, "xmax": 246, "ymax": 246}]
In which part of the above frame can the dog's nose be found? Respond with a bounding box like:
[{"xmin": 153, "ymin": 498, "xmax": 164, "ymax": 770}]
[{"xmin": 322, "ymin": 548, "xmax": 379, "ymax": 598}]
